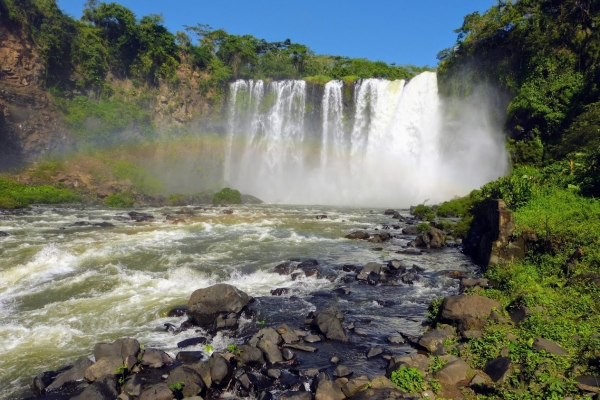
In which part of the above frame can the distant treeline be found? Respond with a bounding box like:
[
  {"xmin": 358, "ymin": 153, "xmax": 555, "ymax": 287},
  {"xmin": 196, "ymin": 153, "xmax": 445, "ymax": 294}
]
[
  {"xmin": 0, "ymin": 0, "xmax": 429, "ymax": 94},
  {"xmin": 438, "ymin": 0, "xmax": 600, "ymax": 165}
]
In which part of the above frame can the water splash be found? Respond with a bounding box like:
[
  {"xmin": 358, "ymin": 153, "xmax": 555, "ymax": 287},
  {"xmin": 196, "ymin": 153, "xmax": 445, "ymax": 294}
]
[{"xmin": 226, "ymin": 72, "xmax": 508, "ymax": 206}]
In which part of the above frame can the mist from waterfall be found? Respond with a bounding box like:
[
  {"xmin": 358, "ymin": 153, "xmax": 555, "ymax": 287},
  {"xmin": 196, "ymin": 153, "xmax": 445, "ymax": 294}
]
[{"xmin": 225, "ymin": 72, "xmax": 508, "ymax": 207}]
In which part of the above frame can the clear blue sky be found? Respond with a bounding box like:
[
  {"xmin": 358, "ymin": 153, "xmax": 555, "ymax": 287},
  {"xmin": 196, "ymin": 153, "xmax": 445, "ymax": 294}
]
[{"xmin": 57, "ymin": 0, "xmax": 494, "ymax": 67}]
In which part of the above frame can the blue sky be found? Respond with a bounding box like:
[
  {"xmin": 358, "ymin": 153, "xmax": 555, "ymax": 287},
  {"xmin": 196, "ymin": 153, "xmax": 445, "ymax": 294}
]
[{"xmin": 57, "ymin": 0, "xmax": 494, "ymax": 67}]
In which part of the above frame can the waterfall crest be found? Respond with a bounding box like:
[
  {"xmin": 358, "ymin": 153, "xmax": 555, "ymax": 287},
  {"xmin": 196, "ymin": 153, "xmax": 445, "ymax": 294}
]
[{"xmin": 226, "ymin": 72, "xmax": 508, "ymax": 206}]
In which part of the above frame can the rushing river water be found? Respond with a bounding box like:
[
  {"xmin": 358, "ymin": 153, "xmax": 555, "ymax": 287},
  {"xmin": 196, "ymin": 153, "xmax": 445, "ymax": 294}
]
[{"xmin": 0, "ymin": 204, "xmax": 477, "ymax": 398}]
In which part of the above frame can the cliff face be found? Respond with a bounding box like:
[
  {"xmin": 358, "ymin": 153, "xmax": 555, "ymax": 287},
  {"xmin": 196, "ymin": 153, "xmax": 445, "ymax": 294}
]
[{"xmin": 0, "ymin": 24, "xmax": 68, "ymax": 169}]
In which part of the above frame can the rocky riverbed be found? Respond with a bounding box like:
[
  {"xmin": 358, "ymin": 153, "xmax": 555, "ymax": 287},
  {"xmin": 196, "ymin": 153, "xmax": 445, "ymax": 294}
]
[{"xmin": 1, "ymin": 204, "xmax": 480, "ymax": 399}]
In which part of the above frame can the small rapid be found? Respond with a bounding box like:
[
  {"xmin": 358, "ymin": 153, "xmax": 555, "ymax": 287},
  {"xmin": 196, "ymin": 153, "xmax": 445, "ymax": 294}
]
[{"xmin": 0, "ymin": 205, "xmax": 476, "ymax": 398}]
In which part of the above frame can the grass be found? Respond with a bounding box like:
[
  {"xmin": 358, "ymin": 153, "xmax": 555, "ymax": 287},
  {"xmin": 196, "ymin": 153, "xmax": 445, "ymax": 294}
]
[
  {"xmin": 433, "ymin": 163, "xmax": 600, "ymax": 399},
  {"xmin": 303, "ymin": 75, "xmax": 334, "ymax": 85},
  {"xmin": 0, "ymin": 178, "xmax": 80, "ymax": 209}
]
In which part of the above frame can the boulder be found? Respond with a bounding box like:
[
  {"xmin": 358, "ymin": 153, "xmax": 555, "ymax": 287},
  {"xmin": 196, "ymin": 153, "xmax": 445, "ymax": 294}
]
[
  {"xmin": 434, "ymin": 360, "xmax": 470, "ymax": 385},
  {"xmin": 440, "ymin": 295, "xmax": 501, "ymax": 331},
  {"xmin": 237, "ymin": 344, "xmax": 265, "ymax": 366},
  {"xmin": 72, "ymin": 375, "xmax": 119, "ymax": 400},
  {"xmin": 418, "ymin": 328, "xmax": 452, "ymax": 355},
  {"xmin": 274, "ymin": 262, "xmax": 297, "ymax": 275},
  {"xmin": 484, "ymin": 357, "xmax": 511, "ymax": 382},
  {"xmin": 402, "ymin": 226, "xmax": 419, "ymax": 235},
  {"xmin": 387, "ymin": 354, "xmax": 430, "ymax": 374},
  {"xmin": 366, "ymin": 347, "xmax": 383, "ymax": 359},
  {"xmin": 128, "ymin": 211, "xmax": 154, "ymax": 222},
  {"xmin": 415, "ymin": 227, "xmax": 445, "ymax": 248},
  {"xmin": 312, "ymin": 308, "xmax": 348, "ymax": 343},
  {"xmin": 187, "ymin": 284, "xmax": 251, "ymax": 327},
  {"xmin": 278, "ymin": 392, "xmax": 312, "ymax": 400},
  {"xmin": 258, "ymin": 339, "xmax": 283, "ymax": 363},
  {"xmin": 141, "ymin": 349, "xmax": 173, "ymax": 368},
  {"xmin": 333, "ymin": 365, "xmax": 353, "ymax": 378},
  {"xmin": 139, "ymin": 383, "xmax": 174, "ymax": 400},
  {"xmin": 166, "ymin": 365, "xmax": 205, "ymax": 397},
  {"xmin": 346, "ymin": 231, "xmax": 370, "ymax": 240},
  {"xmin": 0, "ymin": 231, "xmax": 10, "ymax": 237},
  {"xmin": 315, "ymin": 375, "xmax": 346, "ymax": 400},
  {"xmin": 208, "ymin": 353, "xmax": 233, "ymax": 387},
  {"xmin": 383, "ymin": 209, "xmax": 397, "ymax": 215},
  {"xmin": 460, "ymin": 278, "xmax": 489, "ymax": 290},
  {"xmin": 84, "ymin": 356, "xmax": 124, "ymax": 382},
  {"xmin": 341, "ymin": 375, "xmax": 370, "ymax": 397},
  {"xmin": 94, "ymin": 338, "xmax": 140, "ymax": 361},
  {"xmin": 576, "ymin": 375, "xmax": 600, "ymax": 393},
  {"xmin": 368, "ymin": 233, "xmax": 391, "ymax": 243},
  {"xmin": 533, "ymin": 338, "xmax": 568, "ymax": 356},
  {"xmin": 46, "ymin": 356, "xmax": 93, "ymax": 391},
  {"xmin": 387, "ymin": 260, "xmax": 407, "ymax": 273},
  {"xmin": 362, "ymin": 262, "xmax": 382, "ymax": 275}
]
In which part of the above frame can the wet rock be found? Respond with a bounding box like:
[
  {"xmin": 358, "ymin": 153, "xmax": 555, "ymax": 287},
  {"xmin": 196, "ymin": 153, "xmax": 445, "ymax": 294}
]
[
  {"xmin": 94, "ymin": 338, "xmax": 140, "ymax": 361},
  {"xmin": 258, "ymin": 339, "xmax": 283, "ymax": 363},
  {"xmin": 141, "ymin": 348, "xmax": 173, "ymax": 368},
  {"xmin": 298, "ymin": 259, "xmax": 319, "ymax": 268},
  {"xmin": 177, "ymin": 351, "xmax": 204, "ymax": 363},
  {"xmin": 415, "ymin": 227, "xmax": 445, "ymax": 248},
  {"xmin": 278, "ymin": 391, "xmax": 312, "ymax": 400},
  {"xmin": 45, "ymin": 356, "xmax": 93, "ymax": 392},
  {"xmin": 333, "ymin": 365, "xmax": 353, "ymax": 378},
  {"xmin": 208, "ymin": 353, "xmax": 233, "ymax": 387},
  {"xmin": 139, "ymin": 383, "xmax": 174, "ymax": 400},
  {"xmin": 283, "ymin": 348, "xmax": 295, "ymax": 360},
  {"xmin": 384, "ymin": 209, "xmax": 397, "ymax": 215},
  {"xmin": 346, "ymin": 231, "xmax": 370, "ymax": 240},
  {"xmin": 274, "ymin": 262, "xmax": 297, "ymax": 275},
  {"xmin": 460, "ymin": 278, "xmax": 489, "ymax": 290},
  {"xmin": 123, "ymin": 374, "xmax": 142, "ymax": 397},
  {"xmin": 533, "ymin": 337, "xmax": 568, "ymax": 356},
  {"xmin": 401, "ymin": 272, "xmax": 419, "ymax": 285},
  {"xmin": 72, "ymin": 375, "xmax": 119, "ymax": 400},
  {"xmin": 341, "ymin": 375, "xmax": 370, "ymax": 397},
  {"xmin": 312, "ymin": 307, "xmax": 348, "ymax": 343},
  {"xmin": 576, "ymin": 375, "xmax": 600, "ymax": 393},
  {"xmin": 484, "ymin": 357, "xmax": 511, "ymax": 382},
  {"xmin": 434, "ymin": 359, "xmax": 469, "ymax": 385},
  {"xmin": 237, "ymin": 344, "xmax": 265, "ymax": 366},
  {"xmin": 187, "ymin": 284, "xmax": 251, "ymax": 327},
  {"xmin": 369, "ymin": 232, "xmax": 391, "ymax": 243},
  {"xmin": 305, "ymin": 334, "xmax": 322, "ymax": 343},
  {"xmin": 167, "ymin": 306, "xmax": 187, "ymax": 317},
  {"xmin": 387, "ymin": 336, "xmax": 405, "ymax": 344},
  {"xmin": 362, "ymin": 262, "xmax": 382, "ymax": 275},
  {"xmin": 166, "ymin": 365, "xmax": 205, "ymax": 397},
  {"xmin": 418, "ymin": 328, "xmax": 452, "ymax": 355},
  {"xmin": 128, "ymin": 211, "xmax": 154, "ymax": 222},
  {"xmin": 366, "ymin": 347, "xmax": 383, "ymax": 359},
  {"xmin": 267, "ymin": 368, "xmax": 281, "ymax": 379},
  {"xmin": 32, "ymin": 370, "xmax": 60, "ymax": 395},
  {"xmin": 440, "ymin": 295, "xmax": 501, "ymax": 332},
  {"xmin": 387, "ymin": 260, "xmax": 407, "ymax": 272},
  {"xmin": 0, "ymin": 231, "xmax": 10, "ymax": 237},
  {"xmin": 222, "ymin": 209, "xmax": 234, "ymax": 214},
  {"xmin": 402, "ymin": 226, "xmax": 419, "ymax": 235},
  {"xmin": 277, "ymin": 324, "xmax": 300, "ymax": 343},
  {"xmin": 316, "ymin": 215, "xmax": 328, "ymax": 220},
  {"xmin": 252, "ymin": 327, "xmax": 282, "ymax": 345},
  {"xmin": 315, "ymin": 374, "xmax": 346, "ymax": 400},
  {"xmin": 94, "ymin": 222, "xmax": 114, "ymax": 228},
  {"xmin": 369, "ymin": 376, "xmax": 396, "ymax": 389},
  {"xmin": 387, "ymin": 354, "xmax": 430, "ymax": 374},
  {"xmin": 84, "ymin": 356, "xmax": 123, "ymax": 382},
  {"xmin": 177, "ymin": 337, "xmax": 207, "ymax": 348},
  {"xmin": 285, "ymin": 343, "xmax": 317, "ymax": 352},
  {"xmin": 271, "ymin": 288, "xmax": 290, "ymax": 296}
]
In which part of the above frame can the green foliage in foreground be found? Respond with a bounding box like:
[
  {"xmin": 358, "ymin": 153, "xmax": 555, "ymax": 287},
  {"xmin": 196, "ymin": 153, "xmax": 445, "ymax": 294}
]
[
  {"xmin": 212, "ymin": 188, "xmax": 241, "ymax": 205},
  {"xmin": 0, "ymin": 178, "xmax": 80, "ymax": 209},
  {"xmin": 438, "ymin": 158, "xmax": 600, "ymax": 399},
  {"xmin": 390, "ymin": 366, "xmax": 427, "ymax": 393},
  {"xmin": 104, "ymin": 193, "xmax": 134, "ymax": 208}
]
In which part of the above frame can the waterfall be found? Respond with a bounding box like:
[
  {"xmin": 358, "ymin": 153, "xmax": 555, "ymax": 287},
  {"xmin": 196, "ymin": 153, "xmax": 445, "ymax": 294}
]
[{"xmin": 225, "ymin": 72, "xmax": 508, "ymax": 206}]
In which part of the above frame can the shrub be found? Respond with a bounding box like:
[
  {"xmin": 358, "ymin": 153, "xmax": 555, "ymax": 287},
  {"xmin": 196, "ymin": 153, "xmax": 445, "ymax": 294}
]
[
  {"xmin": 212, "ymin": 188, "xmax": 241, "ymax": 204},
  {"xmin": 390, "ymin": 366, "xmax": 426, "ymax": 393},
  {"xmin": 416, "ymin": 222, "xmax": 431, "ymax": 233},
  {"xmin": 411, "ymin": 204, "xmax": 431, "ymax": 220},
  {"xmin": 104, "ymin": 193, "xmax": 134, "ymax": 208},
  {"xmin": 436, "ymin": 195, "xmax": 474, "ymax": 217},
  {"xmin": 0, "ymin": 178, "xmax": 80, "ymax": 208}
]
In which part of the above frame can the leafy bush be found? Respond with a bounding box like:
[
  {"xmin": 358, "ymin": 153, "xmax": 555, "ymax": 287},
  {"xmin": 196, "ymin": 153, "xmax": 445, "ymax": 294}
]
[
  {"xmin": 0, "ymin": 178, "xmax": 80, "ymax": 208},
  {"xmin": 212, "ymin": 188, "xmax": 241, "ymax": 204},
  {"xmin": 104, "ymin": 193, "xmax": 134, "ymax": 208},
  {"xmin": 436, "ymin": 195, "xmax": 475, "ymax": 217},
  {"xmin": 411, "ymin": 204, "xmax": 432, "ymax": 220},
  {"xmin": 479, "ymin": 170, "xmax": 535, "ymax": 210},
  {"xmin": 390, "ymin": 366, "xmax": 426, "ymax": 393},
  {"xmin": 31, "ymin": 161, "xmax": 65, "ymax": 181},
  {"xmin": 416, "ymin": 222, "xmax": 431, "ymax": 233}
]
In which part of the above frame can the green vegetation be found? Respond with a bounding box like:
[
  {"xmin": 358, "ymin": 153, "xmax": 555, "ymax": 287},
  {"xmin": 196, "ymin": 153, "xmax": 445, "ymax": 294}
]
[
  {"xmin": 0, "ymin": 178, "xmax": 80, "ymax": 209},
  {"xmin": 390, "ymin": 366, "xmax": 427, "ymax": 393},
  {"xmin": 104, "ymin": 193, "xmax": 134, "ymax": 208},
  {"xmin": 212, "ymin": 187, "xmax": 241, "ymax": 205},
  {"xmin": 111, "ymin": 161, "xmax": 165, "ymax": 195},
  {"xmin": 438, "ymin": 0, "xmax": 600, "ymax": 167},
  {"xmin": 416, "ymin": 222, "xmax": 431, "ymax": 233}
]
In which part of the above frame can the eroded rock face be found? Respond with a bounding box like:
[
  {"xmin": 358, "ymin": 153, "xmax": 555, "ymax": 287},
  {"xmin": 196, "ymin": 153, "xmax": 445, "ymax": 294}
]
[
  {"xmin": 464, "ymin": 199, "xmax": 528, "ymax": 269},
  {"xmin": 187, "ymin": 284, "xmax": 251, "ymax": 327},
  {"xmin": 415, "ymin": 227, "xmax": 446, "ymax": 248}
]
